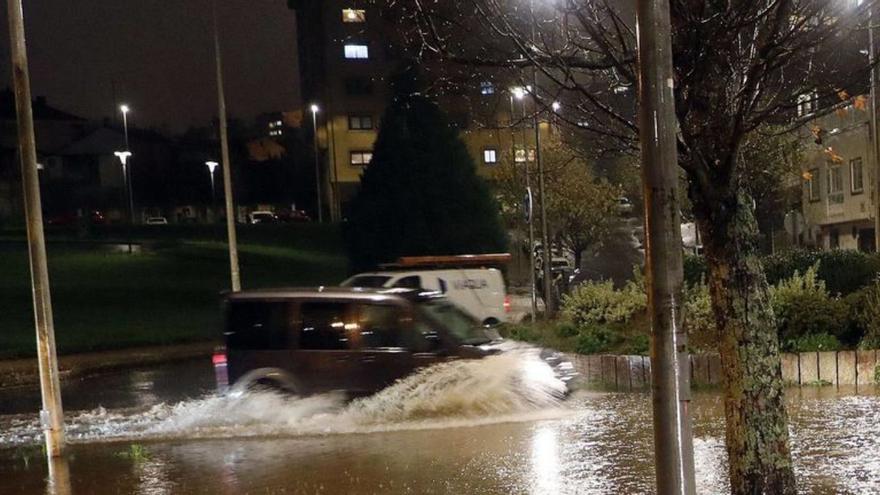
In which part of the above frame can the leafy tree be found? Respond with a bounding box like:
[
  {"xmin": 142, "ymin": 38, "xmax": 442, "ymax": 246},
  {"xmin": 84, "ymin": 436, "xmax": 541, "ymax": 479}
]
[
  {"xmin": 390, "ymin": 1, "xmax": 875, "ymax": 492},
  {"xmin": 346, "ymin": 68, "xmax": 507, "ymax": 271},
  {"xmin": 490, "ymin": 136, "xmax": 620, "ymax": 268}
]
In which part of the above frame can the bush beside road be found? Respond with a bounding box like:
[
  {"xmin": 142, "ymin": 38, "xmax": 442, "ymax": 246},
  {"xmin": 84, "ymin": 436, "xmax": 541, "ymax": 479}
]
[{"xmin": 0, "ymin": 224, "xmax": 348, "ymax": 359}]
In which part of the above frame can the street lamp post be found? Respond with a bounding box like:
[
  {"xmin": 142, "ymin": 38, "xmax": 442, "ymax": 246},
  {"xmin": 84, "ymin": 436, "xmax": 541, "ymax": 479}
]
[
  {"xmin": 119, "ymin": 104, "xmax": 134, "ymax": 227},
  {"xmin": 114, "ymin": 149, "xmax": 133, "ymax": 253},
  {"xmin": 512, "ymin": 88, "xmax": 537, "ymax": 321},
  {"xmin": 310, "ymin": 104, "xmax": 324, "ymax": 223},
  {"xmin": 206, "ymin": 160, "xmax": 219, "ymax": 222}
]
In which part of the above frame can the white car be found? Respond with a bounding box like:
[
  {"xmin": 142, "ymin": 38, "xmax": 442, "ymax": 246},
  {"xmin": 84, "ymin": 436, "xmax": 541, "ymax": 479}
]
[
  {"xmin": 145, "ymin": 216, "xmax": 168, "ymax": 225},
  {"xmin": 342, "ymin": 267, "xmax": 511, "ymax": 326},
  {"xmin": 248, "ymin": 211, "xmax": 276, "ymax": 224}
]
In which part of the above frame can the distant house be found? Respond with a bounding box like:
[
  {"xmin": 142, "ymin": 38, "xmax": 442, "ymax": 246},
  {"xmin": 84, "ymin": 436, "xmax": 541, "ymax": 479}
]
[{"xmin": 0, "ymin": 89, "xmax": 88, "ymax": 221}]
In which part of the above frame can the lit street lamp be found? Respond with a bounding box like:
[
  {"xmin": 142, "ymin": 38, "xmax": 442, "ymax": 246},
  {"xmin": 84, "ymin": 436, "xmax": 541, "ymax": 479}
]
[
  {"xmin": 114, "ymin": 150, "xmax": 133, "ymax": 253},
  {"xmin": 119, "ymin": 104, "xmax": 135, "ymax": 228},
  {"xmin": 310, "ymin": 103, "xmax": 323, "ymax": 223},
  {"xmin": 206, "ymin": 160, "xmax": 219, "ymax": 201}
]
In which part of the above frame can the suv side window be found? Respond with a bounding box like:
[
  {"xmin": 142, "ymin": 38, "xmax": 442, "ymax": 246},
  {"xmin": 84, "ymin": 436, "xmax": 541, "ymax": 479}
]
[
  {"xmin": 227, "ymin": 301, "xmax": 292, "ymax": 350},
  {"xmin": 356, "ymin": 304, "xmax": 429, "ymax": 352},
  {"xmin": 299, "ymin": 302, "xmax": 350, "ymax": 350},
  {"xmin": 393, "ymin": 275, "xmax": 421, "ymax": 289}
]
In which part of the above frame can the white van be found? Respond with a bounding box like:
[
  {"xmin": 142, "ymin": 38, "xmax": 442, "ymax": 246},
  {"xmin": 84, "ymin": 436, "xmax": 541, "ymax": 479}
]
[{"xmin": 341, "ymin": 267, "xmax": 511, "ymax": 325}]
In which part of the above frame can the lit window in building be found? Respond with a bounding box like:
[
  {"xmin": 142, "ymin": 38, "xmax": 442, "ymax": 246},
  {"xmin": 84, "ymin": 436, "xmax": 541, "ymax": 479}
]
[
  {"xmin": 342, "ymin": 9, "xmax": 366, "ymax": 23},
  {"xmin": 275, "ymin": 120, "xmax": 282, "ymax": 126},
  {"xmin": 348, "ymin": 115, "xmax": 373, "ymax": 130},
  {"xmin": 850, "ymin": 157, "xmax": 864, "ymax": 193},
  {"xmin": 480, "ymin": 81, "xmax": 495, "ymax": 95},
  {"xmin": 483, "ymin": 149, "xmax": 498, "ymax": 164},
  {"xmin": 514, "ymin": 148, "xmax": 526, "ymax": 163},
  {"xmin": 269, "ymin": 122, "xmax": 276, "ymax": 128},
  {"xmin": 527, "ymin": 149, "xmax": 536, "ymax": 162},
  {"xmin": 351, "ymin": 151, "xmax": 373, "ymax": 166},
  {"xmin": 344, "ymin": 44, "xmax": 369, "ymax": 59}
]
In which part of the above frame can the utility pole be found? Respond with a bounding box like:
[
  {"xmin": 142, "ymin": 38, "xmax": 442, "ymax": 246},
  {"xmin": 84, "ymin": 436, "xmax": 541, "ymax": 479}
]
[
  {"xmin": 529, "ymin": 0, "xmax": 554, "ymax": 317},
  {"xmin": 869, "ymin": 5, "xmax": 880, "ymax": 252},
  {"xmin": 7, "ymin": 0, "xmax": 66, "ymax": 457},
  {"xmin": 310, "ymin": 104, "xmax": 324, "ymax": 223},
  {"xmin": 212, "ymin": 0, "xmax": 241, "ymax": 292},
  {"xmin": 635, "ymin": 0, "xmax": 696, "ymax": 493}
]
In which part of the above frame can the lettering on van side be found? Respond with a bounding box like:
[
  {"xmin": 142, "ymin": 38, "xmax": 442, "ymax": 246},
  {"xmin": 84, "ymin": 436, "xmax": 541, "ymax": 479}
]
[{"xmin": 452, "ymin": 279, "xmax": 489, "ymax": 290}]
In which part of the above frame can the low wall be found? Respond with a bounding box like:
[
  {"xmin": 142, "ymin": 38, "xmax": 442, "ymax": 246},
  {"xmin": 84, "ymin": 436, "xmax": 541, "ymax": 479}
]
[{"xmin": 565, "ymin": 350, "xmax": 879, "ymax": 391}]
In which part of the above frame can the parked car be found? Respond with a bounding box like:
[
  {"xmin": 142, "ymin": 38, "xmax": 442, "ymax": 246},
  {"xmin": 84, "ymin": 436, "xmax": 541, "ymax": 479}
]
[
  {"xmin": 213, "ymin": 287, "xmax": 575, "ymax": 397},
  {"xmin": 248, "ymin": 211, "xmax": 277, "ymax": 224},
  {"xmin": 342, "ymin": 267, "xmax": 510, "ymax": 325},
  {"xmin": 145, "ymin": 216, "xmax": 168, "ymax": 225}
]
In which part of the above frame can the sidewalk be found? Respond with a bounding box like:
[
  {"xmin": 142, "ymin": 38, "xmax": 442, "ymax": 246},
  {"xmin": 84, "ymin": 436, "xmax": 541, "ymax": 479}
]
[{"xmin": 0, "ymin": 342, "xmax": 217, "ymax": 389}]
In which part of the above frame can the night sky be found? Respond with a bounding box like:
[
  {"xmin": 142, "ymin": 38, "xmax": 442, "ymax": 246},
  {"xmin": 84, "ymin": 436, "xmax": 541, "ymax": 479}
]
[{"xmin": 0, "ymin": 0, "xmax": 299, "ymax": 131}]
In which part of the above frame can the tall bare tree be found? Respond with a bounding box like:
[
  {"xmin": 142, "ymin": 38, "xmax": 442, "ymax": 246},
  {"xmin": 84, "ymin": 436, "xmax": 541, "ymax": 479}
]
[{"xmin": 388, "ymin": 0, "xmax": 875, "ymax": 492}]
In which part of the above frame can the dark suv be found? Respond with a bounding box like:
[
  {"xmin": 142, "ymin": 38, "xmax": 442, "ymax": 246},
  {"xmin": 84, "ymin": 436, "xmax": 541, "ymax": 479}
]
[{"xmin": 213, "ymin": 287, "xmax": 573, "ymax": 397}]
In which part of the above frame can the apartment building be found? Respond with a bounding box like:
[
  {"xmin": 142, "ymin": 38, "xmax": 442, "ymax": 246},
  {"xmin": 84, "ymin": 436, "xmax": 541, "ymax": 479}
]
[
  {"xmin": 800, "ymin": 98, "xmax": 876, "ymax": 251},
  {"xmin": 291, "ymin": 1, "xmax": 552, "ymax": 219}
]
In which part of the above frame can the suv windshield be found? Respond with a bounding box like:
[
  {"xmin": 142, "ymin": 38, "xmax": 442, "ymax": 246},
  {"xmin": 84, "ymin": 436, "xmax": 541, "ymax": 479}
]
[
  {"xmin": 343, "ymin": 275, "xmax": 392, "ymax": 288},
  {"xmin": 419, "ymin": 300, "xmax": 497, "ymax": 345}
]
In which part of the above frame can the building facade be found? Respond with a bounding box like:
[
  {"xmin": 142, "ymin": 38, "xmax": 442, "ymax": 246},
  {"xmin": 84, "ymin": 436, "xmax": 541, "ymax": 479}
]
[
  {"xmin": 800, "ymin": 98, "xmax": 876, "ymax": 251},
  {"xmin": 291, "ymin": 0, "xmax": 553, "ymax": 220}
]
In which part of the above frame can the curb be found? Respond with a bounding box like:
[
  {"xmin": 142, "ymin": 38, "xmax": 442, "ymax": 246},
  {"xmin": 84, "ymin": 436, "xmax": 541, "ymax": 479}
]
[{"xmin": 0, "ymin": 342, "xmax": 218, "ymax": 389}]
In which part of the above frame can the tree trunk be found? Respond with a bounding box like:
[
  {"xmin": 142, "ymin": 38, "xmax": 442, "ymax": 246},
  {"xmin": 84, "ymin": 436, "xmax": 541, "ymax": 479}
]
[{"xmin": 693, "ymin": 191, "xmax": 796, "ymax": 495}]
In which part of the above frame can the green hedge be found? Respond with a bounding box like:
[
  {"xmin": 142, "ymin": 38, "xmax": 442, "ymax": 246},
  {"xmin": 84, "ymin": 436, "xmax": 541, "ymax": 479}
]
[{"xmin": 684, "ymin": 249, "xmax": 880, "ymax": 296}]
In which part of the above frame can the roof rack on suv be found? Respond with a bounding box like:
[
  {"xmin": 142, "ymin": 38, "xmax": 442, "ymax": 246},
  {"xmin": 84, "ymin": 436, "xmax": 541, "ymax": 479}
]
[{"xmin": 378, "ymin": 253, "xmax": 511, "ymax": 270}]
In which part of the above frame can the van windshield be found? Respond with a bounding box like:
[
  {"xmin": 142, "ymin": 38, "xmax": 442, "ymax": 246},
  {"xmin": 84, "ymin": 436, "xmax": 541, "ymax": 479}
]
[
  {"xmin": 420, "ymin": 300, "xmax": 496, "ymax": 345},
  {"xmin": 343, "ymin": 275, "xmax": 392, "ymax": 288}
]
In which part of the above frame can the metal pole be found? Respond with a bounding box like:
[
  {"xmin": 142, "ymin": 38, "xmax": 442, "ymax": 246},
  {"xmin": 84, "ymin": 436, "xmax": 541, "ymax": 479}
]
[
  {"xmin": 869, "ymin": 7, "xmax": 880, "ymax": 252},
  {"xmin": 521, "ymin": 98, "xmax": 538, "ymax": 321},
  {"xmin": 529, "ymin": 0, "xmax": 554, "ymax": 316},
  {"xmin": 213, "ymin": 0, "xmax": 241, "ymax": 292},
  {"xmin": 311, "ymin": 109, "xmax": 323, "ymax": 223},
  {"xmin": 121, "ymin": 109, "xmax": 135, "ymax": 252},
  {"xmin": 7, "ymin": 0, "xmax": 66, "ymax": 457},
  {"xmin": 636, "ymin": 0, "xmax": 696, "ymax": 493}
]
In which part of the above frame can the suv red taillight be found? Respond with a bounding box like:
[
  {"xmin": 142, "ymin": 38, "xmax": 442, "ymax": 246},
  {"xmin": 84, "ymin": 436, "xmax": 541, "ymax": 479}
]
[
  {"xmin": 212, "ymin": 347, "xmax": 229, "ymax": 393},
  {"xmin": 503, "ymin": 295, "xmax": 511, "ymax": 313}
]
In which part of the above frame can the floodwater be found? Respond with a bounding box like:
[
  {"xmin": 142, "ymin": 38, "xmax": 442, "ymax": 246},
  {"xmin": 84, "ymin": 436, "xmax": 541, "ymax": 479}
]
[{"xmin": 1, "ymin": 354, "xmax": 878, "ymax": 494}]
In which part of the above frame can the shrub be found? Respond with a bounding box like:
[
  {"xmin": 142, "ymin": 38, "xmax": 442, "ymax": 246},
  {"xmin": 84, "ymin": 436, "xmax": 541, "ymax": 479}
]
[
  {"xmin": 784, "ymin": 333, "xmax": 842, "ymax": 353},
  {"xmin": 621, "ymin": 334, "xmax": 650, "ymax": 355},
  {"xmin": 574, "ymin": 325, "xmax": 623, "ymax": 355},
  {"xmin": 764, "ymin": 249, "xmax": 880, "ymax": 295},
  {"xmin": 553, "ymin": 321, "xmax": 580, "ymax": 339},
  {"xmin": 683, "ymin": 281, "xmax": 717, "ymax": 352},
  {"xmin": 683, "ymin": 253, "xmax": 708, "ymax": 286},
  {"xmin": 503, "ymin": 324, "xmax": 540, "ymax": 343},
  {"xmin": 770, "ymin": 264, "xmax": 850, "ymax": 346},
  {"xmin": 850, "ymin": 280, "xmax": 880, "ymax": 349},
  {"xmin": 562, "ymin": 277, "xmax": 647, "ymax": 327}
]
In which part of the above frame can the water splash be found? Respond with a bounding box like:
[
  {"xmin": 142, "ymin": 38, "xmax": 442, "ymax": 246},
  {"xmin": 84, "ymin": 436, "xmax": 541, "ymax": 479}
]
[{"xmin": 0, "ymin": 349, "xmax": 569, "ymax": 446}]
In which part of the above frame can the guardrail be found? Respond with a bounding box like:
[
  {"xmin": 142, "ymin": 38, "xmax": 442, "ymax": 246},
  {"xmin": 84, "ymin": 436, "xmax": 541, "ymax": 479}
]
[{"xmin": 565, "ymin": 350, "xmax": 879, "ymax": 390}]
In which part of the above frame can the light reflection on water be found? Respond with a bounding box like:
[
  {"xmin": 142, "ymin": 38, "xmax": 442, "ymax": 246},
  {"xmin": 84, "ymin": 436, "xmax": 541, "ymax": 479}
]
[{"xmin": 0, "ymin": 367, "xmax": 878, "ymax": 493}]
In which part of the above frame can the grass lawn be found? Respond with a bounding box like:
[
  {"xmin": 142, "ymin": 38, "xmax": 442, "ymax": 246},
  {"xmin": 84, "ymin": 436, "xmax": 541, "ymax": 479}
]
[{"xmin": 0, "ymin": 225, "xmax": 348, "ymax": 358}]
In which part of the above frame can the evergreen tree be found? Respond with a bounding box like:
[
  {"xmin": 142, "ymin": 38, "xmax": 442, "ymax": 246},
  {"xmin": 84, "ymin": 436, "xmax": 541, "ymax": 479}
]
[{"xmin": 347, "ymin": 68, "xmax": 507, "ymax": 271}]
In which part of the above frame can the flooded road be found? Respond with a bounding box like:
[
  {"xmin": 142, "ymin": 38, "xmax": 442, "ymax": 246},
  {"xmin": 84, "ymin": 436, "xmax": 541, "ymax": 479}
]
[{"xmin": 1, "ymin": 357, "xmax": 878, "ymax": 494}]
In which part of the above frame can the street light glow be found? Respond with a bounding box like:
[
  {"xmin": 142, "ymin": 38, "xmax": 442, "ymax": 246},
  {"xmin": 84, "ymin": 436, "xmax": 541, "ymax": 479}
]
[
  {"xmin": 511, "ymin": 87, "xmax": 525, "ymax": 100},
  {"xmin": 120, "ymin": 104, "xmax": 130, "ymax": 114},
  {"xmin": 114, "ymin": 150, "xmax": 132, "ymax": 165},
  {"xmin": 310, "ymin": 103, "xmax": 319, "ymax": 113},
  {"xmin": 206, "ymin": 160, "xmax": 219, "ymax": 174},
  {"xmin": 551, "ymin": 101, "xmax": 561, "ymax": 111}
]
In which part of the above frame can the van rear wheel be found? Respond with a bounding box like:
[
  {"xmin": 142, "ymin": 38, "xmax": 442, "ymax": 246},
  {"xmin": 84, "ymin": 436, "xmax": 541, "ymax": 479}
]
[{"xmin": 483, "ymin": 318, "xmax": 500, "ymax": 327}]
